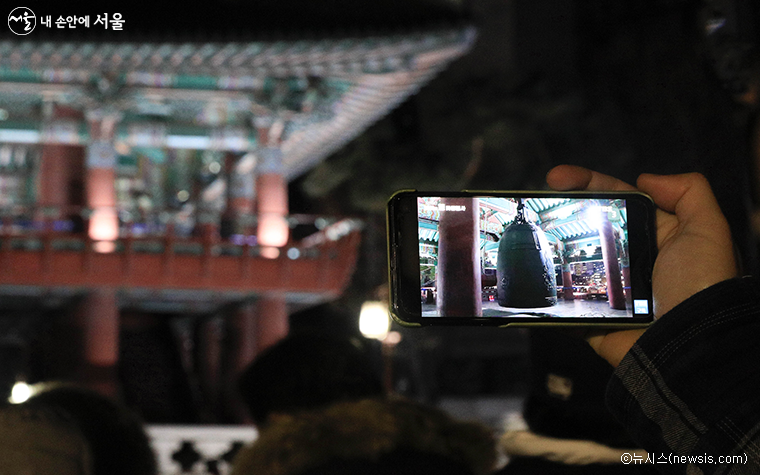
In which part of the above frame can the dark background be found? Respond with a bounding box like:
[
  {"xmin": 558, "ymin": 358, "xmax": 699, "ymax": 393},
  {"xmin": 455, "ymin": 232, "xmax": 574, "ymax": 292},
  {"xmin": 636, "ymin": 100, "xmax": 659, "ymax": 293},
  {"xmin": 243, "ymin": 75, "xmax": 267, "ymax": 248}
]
[
  {"xmin": 292, "ymin": 0, "xmax": 759, "ymax": 279},
  {"xmin": 4, "ymin": 0, "xmax": 760, "ymax": 422},
  {"xmin": 290, "ymin": 0, "xmax": 760, "ymax": 407}
]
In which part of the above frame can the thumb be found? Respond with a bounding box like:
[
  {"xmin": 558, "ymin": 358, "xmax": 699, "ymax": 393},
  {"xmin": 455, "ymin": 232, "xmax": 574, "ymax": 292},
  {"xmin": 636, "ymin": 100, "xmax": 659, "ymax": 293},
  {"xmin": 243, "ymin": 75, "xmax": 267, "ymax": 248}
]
[
  {"xmin": 637, "ymin": 172, "xmax": 738, "ymax": 311},
  {"xmin": 636, "ymin": 172, "xmax": 727, "ymax": 230}
]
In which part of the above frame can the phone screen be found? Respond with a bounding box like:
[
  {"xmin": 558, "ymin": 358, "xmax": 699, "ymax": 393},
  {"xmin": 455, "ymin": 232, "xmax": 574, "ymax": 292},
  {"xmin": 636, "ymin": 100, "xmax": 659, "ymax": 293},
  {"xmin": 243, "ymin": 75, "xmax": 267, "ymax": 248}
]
[{"xmin": 389, "ymin": 191, "xmax": 656, "ymax": 326}]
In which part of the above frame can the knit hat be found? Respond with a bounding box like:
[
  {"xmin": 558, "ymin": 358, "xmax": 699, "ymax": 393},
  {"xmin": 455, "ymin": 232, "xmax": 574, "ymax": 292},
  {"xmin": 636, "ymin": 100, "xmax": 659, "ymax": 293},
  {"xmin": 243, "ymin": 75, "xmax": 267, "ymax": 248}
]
[{"xmin": 232, "ymin": 398, "xmax": 496, "ymax": 475}]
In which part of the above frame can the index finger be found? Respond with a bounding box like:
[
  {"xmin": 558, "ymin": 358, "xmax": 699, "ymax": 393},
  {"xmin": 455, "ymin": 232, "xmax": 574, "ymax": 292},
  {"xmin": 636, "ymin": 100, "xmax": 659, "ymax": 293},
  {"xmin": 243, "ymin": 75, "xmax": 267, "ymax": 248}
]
[{"xmin": 546, "ymin": 165, "xmax": 638, "ymax": 192}]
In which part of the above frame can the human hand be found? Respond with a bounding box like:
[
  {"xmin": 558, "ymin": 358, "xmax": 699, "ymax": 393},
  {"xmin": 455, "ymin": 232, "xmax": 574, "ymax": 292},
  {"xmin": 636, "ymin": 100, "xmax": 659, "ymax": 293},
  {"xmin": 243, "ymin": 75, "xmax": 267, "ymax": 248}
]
[{"xmin": 546, "ymin": 165, "xmax": 738, "ymax": 366}]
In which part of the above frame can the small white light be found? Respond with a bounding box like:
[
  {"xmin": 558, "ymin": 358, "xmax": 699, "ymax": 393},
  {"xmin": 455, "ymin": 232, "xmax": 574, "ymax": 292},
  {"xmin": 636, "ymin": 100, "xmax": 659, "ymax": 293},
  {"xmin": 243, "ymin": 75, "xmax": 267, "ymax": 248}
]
[
  {"xmin": 209, "ymin": 162, "xmax": 222, "ymax": 174},
  {"xmin": 9, "ymin": 381, "xmax": 32, "ymax": 404},
  {"xmin": 286, "ymin": 247, "xmax": 301, "ymax": 260},
  {"xmin": 359, "ymin": 301, "xmax": 391, "ymax": 341},
  {"xmin": 177, "ymin": 190, "xmax": 190, "ymax": 202},
  {"xmin": 586, "ymin": 206, "xmax": 604, "ymax": 230}
]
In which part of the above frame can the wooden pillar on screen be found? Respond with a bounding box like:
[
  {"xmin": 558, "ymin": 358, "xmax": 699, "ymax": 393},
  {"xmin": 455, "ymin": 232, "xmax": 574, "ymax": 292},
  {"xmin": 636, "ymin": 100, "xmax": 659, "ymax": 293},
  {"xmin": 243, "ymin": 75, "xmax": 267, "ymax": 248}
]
[
  {"xmin": 622, "ymin": 265, "xmax": 632, "ymax": 303},
  {"xmin": 558, "ymin": 242, "xmax": 574, "ymax": 300},
  {"xmin": 561, "ymin": 263, "xmax": 574, "ymax": 300},
  {"xmin": 598, "ymin": 214, "xmax": 626, "ymax": 310},
  {"xmin": 436, "ymin": 198, "xmax": 482, "ymax": 317}
]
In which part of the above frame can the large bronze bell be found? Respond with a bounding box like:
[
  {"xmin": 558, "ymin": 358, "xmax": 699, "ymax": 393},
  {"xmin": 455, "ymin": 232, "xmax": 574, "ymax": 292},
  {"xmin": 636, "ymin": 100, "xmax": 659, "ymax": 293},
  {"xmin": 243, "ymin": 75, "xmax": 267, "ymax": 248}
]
[{"xmin": 496, "ymin": 201, "xmax": 557, "ymax": 308}]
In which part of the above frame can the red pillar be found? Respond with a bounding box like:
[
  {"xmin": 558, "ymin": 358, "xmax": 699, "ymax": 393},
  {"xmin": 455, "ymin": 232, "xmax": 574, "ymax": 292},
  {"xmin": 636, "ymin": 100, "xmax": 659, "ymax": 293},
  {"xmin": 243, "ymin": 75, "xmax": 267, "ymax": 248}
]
[
  {"xmin": 75, "ymin": 289, "xmax": 120, "ymax": 398},
  {"xmin": 86, "ymin": 166, "xmax": 117, "ymax": 246},
  {"xmin": 436, "ymin": 198, "xmax": 482, "ymax": 317},
  {"xmin": 253, "ymin": 121, "xmax": 289, "ymax": 252},
  {"xmin": 197, "ymin": 317, "xmax": 223, "ymax": 421},
  {"xmin": 622, "ymin": 265, "xmax": 632, "ymax": 304},
  {"xmin": 254, "ymin": 127, "xmax": 289, "ymax": 251},
  {"xmin": 255, "ymin": 294, "xmax": 289, "ymax": 353},
  {"xmin": 222, "ymin": 153, "xmax": 256, "ymax": 246},
  {"xmin": 38, "ymin": 105, "xmax": 85, "ymax": 220},
  {"xmin": 598, "ymin": 213, "xmax": 626, "ymax": 310},
  {"xmin": 38, "ymin": 149, "xmax": 78, "ymax": 208},
  {"xmin": 222, "ymin": 297, "xmax": 287, "ymax": 422},
  {"xmin": 230, "ymin": 304, "xmax": 257, "ymax": 374},
  {"xmin": 561, "ymin": 263, "xmax": 575, "ymax": 300},
  {"xmin": 75, "ymin": 115, "xmax": 121, "ymax": 396},
  {"xmin": 86, "ymin": 117, "xmax": 119, "ymax": 250},
  {"xmin": 223, "ymin": 303, "xmax": 257, "ymax": 422},
  {"xmin": 256, "ymin": 171, "xmax": 289, "ymax": 249},
  {"xmin": 227, "ymin": 153, "xmax": 255, "ymax": 216}
]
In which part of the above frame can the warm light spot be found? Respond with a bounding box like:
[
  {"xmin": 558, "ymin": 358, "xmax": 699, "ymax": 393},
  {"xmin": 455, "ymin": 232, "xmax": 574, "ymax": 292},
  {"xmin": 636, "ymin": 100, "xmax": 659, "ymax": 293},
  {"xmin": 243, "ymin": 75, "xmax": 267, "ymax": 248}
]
[
  {"xmin": 9, "ymin": 381, "xmax": 31, "ymax": 404},
  {"xmin": 89, "ymin": 208, "xmax": 119, "ymax": 241},
  {"xmin": 93, "ymin": 241, "xmax": 117, "ymax": 253},
  {"xmin": 260, "ymin": 246, "xmax": 280, "ymax": 259},
  {"xmin": 114, "ymin": 141, "xmax": 131, "ymax": 156},
  {"xmin": 384, "ymin": 331, "xmax": 402, "ymax": 345},
  {"xmin": 359, "ymin": 301, "xmax": 391, "ymax": 341},
  {"xmin": 257, "ymin": 213, "xmax": 289, "ymax": 247}
]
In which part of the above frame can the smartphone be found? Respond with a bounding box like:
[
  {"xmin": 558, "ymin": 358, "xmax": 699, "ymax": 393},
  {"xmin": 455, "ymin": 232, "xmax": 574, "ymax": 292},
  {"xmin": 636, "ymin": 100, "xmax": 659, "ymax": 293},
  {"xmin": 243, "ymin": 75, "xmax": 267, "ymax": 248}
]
[{"xmin": 387, "ymin": 190, "xmax": 657, "ymax": 327}]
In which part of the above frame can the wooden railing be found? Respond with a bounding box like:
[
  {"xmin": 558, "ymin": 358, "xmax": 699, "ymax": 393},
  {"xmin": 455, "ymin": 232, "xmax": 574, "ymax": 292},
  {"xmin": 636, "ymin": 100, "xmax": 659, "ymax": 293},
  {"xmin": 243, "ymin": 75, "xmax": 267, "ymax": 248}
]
[{"xmin": 0, "ymin": 207, "xmax": 362, "ymax": 296}]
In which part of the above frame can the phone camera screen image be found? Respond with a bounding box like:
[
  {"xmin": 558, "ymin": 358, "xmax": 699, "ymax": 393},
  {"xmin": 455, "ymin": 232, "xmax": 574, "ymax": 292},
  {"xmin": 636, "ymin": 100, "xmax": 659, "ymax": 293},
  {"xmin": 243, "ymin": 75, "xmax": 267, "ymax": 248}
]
[{"xmin": 401, "ymin": 193, "xmax": 655, "ymax": 325}]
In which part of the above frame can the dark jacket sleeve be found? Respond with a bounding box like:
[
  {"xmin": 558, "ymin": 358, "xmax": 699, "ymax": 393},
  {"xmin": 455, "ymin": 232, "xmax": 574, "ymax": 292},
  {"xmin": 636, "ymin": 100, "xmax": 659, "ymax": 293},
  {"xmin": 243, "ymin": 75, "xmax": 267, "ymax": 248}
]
[{"xmin": 606, "ymin": 277, "xmax": 760, "ymax": 474}]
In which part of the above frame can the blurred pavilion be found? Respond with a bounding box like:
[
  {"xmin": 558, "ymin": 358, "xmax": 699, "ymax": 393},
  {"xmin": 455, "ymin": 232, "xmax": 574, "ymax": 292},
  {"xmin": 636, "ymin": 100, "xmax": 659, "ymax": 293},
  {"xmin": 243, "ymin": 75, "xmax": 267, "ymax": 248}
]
[{"xmin": 0, "ymin": 0, "xmax": 474, "ymax": 415}]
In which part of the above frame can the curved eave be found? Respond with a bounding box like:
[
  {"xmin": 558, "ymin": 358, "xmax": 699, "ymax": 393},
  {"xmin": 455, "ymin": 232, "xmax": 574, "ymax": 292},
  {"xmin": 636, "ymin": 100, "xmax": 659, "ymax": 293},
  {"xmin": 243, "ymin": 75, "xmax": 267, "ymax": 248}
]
[
  {"xmin": 0, "ymin": 26, "xmax": 476, "ymax": 180},
  {"xmin": 0, "ymin": 27, "xmax": 475, "ymax": 80}
]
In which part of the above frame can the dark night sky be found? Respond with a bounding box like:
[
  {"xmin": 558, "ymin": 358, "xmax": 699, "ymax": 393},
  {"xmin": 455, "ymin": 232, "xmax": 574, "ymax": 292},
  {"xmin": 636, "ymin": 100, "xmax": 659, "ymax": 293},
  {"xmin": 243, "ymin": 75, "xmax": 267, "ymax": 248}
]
[
  {"xmin": 292, "ymin": 0, "xmax": 760, "ymax": 300},
  {"xmin": 17, "ymin": 0, "xmax": 468, "ymax": 41}
]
